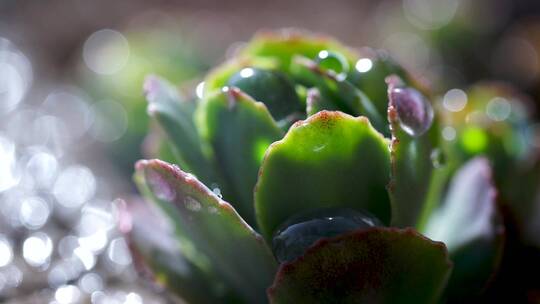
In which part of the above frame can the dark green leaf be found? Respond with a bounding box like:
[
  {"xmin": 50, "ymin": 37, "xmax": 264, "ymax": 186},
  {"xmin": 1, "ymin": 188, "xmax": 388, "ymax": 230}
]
[
  {"xmin": 143, "ymin": 75, "xmax": 218, "ymax": 185},
  {"xmin": 347, "ymin": 49, "xmax": 409, "ymax": 118},
  {"xmin": 196, "ymin": 88, "xmax": 283, "ymax": 225},
  {"xmin": 305, "ymin": 88, "xmax": 339, "ymax": 116},
  {"xmin": 227, "ymin": 67, "xmax": 302, "ymax": 120},
  {"xmin": 291, "ymin": 56, "xmax": 387, "ymax": 133},
  {"xmin": 268, "ymin": 228, "xmax": 452, "ymax": 304}
]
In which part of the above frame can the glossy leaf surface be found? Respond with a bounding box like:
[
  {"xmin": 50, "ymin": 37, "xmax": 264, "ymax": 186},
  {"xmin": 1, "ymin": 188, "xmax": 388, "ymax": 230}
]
[
  {"xmin": 144, "ymin": 75, "xmax": 217, "ymax": 185},
  {"xmin": 196, "ymin": 88, "xmax": 283, "ymax": 225},
  {"xmin": 255, "ymin": 111, "xmax": 391, "ymax": 240}
]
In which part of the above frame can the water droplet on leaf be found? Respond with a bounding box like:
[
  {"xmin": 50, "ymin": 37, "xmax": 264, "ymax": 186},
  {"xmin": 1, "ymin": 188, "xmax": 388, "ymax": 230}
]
[
  {"xmin": 389, "ymin": 86, "xmax": 434, "ymax": 137},
  {"xmin": 184, "ymin": 196, "xmax": 202, "ymax": 212},
  {"xmin": 315, "ymin": 50, "xmax": 349, "ymax": 80},
  {"xmin": 212, "ymin": 187, "xmax": 222, "ymax": 199},
  {"xmin": 430, "ymin": 148, "xmax": 446, "ymax": 168},
  {"xmin": 146, "ymin": 169, "xmax": 176, "ymax": 202},
  {"xmin": 272, "ymin": 208, "xmax": 383, "ymax": 263}
]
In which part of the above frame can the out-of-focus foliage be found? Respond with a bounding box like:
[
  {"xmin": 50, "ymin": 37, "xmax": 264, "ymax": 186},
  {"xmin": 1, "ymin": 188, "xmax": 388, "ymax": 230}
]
[{"xmin": 79, "ymin": 24, "xmax": 210, "ymax": 175}]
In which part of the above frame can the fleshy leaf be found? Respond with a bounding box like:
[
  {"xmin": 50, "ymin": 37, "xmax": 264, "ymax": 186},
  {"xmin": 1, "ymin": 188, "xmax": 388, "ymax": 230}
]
[
  {"xmin": 227, "ymin": 67, "xmax": 302, "ymax": 120},
  {"xmin": 268, "ymin": 228, "xmax": 452, "ymax": 304},
  {"xmin": 241, "ymin": 29, "xmax": 357, "ymax": 73},
  {"xmin": 255, "ymin": 111, "xmax": 391, "ymax": 240},
  {"xmin": 305, "ymin": 88, "xmax": 338, "ymax": 116},
  {"xmin": 291, "ymin": 56, "xmax": 387, "ymax": 134},
  {"xmin": 347, "ymin": 49, "xmax": 409, "ymax": 118},
  {"xmin": 136, "ymin": 159, "xmax": 277, "ymax": 303},
  {"xmin": 423, "ymin": 157, "xmax": 504, "ymax": 298},
  {"xmin": 386, "ymin": 76, "xmax": 438, "ymax": 227},
  {"xmin": 196, "ymin": 88, "xmax": 283, "ymax": 225},
  {"xmin": 143, "ymin": 75, "xmax": 217, "ymax": 185},
  {"xmin": 203, "ymin": 29, "xmax": 355, "ymax": 97},
  {"xmin": 121, "ymin": 199, "xmax": 237, "ymax": 304}
]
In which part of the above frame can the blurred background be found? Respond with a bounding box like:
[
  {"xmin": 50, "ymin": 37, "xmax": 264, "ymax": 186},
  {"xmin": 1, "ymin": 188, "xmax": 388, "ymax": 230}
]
[{"xmin": 1, "ymin": 0, "xmax": 540, "ymax": 303}]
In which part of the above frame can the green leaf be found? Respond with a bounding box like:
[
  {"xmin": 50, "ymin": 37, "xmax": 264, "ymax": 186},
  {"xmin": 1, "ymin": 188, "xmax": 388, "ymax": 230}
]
[
  {"xmin": 291, "ymin": 56, "xmax": 387, "ymax": 134},
  {"xmin": 143, "ymin": 75, "xmax": 217, "ymax": 185},
  {"xmin": 386, "ymin": 77, "xmax": 438, "ymax": 227},
  {"xmin": 423, "ymin": 157, "xmax": 504, "ymax": 298},
  {"xmin": 241, "ymin": 29, "xmax": 357, "ymax": 73},
  {"xmin": 255, "ymin": 111, "xmax": 391, "ymax": 241},
  {"xmin": 203, "ymin": 30, "xmax": 357, "ymax": 97},
  {"xmin": 268, "ymin": 228, "xmax": 452, "ymax": 304},
  {"xmin": 196, "ymin": 88, "xmax": 283, "ymax": 225},
  {"xmin": 305, "ymin": 88, "xmax": 338, "ymax": 116},
  {"xmin": 123, "ymin": 199, "xmax": 237, "ymax": 304},
  {"xmin": 136, "ymin": 159, "xmax": 277, "ymax": 303},
  {"xmin": 347, "ymin": 49, "xmax": 409, "ymax": 118},
  {"xmin": 227, "ymin": 67, "xmax": 303, "ymax": 120},
  {"xmin": 203, "ymin": 57, "xmax": 278, "ymax": 97}
]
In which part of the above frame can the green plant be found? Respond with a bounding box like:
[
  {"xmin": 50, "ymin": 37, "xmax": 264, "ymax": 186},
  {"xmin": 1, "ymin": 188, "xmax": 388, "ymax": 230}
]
[{"xmin": 125, "ymin": 29, "xmax": 538, "ymax": 303}]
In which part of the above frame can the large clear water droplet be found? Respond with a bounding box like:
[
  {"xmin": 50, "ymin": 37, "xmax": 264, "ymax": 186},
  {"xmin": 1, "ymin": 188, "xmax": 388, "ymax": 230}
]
[
  {"xmin": 315, "ymin": 50, "xmax": 349, "ymax": 80},
  {"xmin": 389, "ymin": 86, "xmax": 434, "ymax": 137},
  {"xmin": 272, "ymin": 208, "xmax": 382, "ymax": 263}
]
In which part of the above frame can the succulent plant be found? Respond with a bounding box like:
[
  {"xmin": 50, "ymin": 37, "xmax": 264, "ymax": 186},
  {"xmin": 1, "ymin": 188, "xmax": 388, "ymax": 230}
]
[{"xmin": 125, "ymin": 29, "xmax": 539, "ymax": 303}]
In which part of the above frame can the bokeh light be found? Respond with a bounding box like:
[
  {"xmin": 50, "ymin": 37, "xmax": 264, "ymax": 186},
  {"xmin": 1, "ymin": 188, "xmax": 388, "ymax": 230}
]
[
  {"xmin": 83, "ymin": 29, "xmax": 130, "ymax": 75},
  {"xmin": 1, "ymin": 0, "xmax": 540, "ymax": 302}
]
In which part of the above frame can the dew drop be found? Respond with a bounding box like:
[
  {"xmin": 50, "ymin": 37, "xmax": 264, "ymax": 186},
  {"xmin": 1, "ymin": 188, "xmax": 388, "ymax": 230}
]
[
  {"xmin": 389, "ymin": 86, "xmax": 434, "ymax": 137},
  {"xmin": 315, "ymin": 50, "xmax": 349, "ymax": 80},
  {"xmin": 212, "ymin": 187, "xmax": 222, "ymax": 199},
  {"xmin": 184, "ymin": 196, "xmax": 202, "ymax": 212},
  {"xmin": 272, "ymin": 208, "xmax": 382, "ymax": 263},
  {"xmin": 430, "ymin": 148, "xmax": 446, "ymax": 169},
  {"xmin": 146, "ymin": 169, "xmax": 176, "ymax": 202}
]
